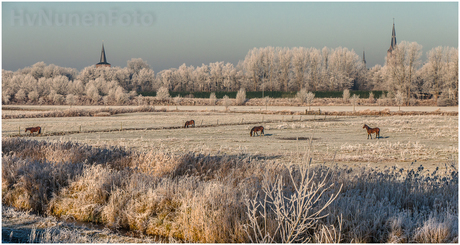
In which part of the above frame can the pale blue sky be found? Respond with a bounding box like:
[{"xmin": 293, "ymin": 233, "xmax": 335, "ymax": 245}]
[{"xmin": 2, "ymin": 2, "xmax": 458, "ymax": 72}]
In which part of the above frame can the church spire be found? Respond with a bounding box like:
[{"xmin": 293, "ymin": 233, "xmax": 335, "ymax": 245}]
[
  {"xmin": 96, "ymin": 41, "xmax": 111, "ymax": 68},
  {"xmin": 388, "ymin": 19, "xmax": 397, "ymax": 53},
  {"xmin": 363, "ymin": 49, "xmax": 366, "ymax": 65},
  {"xmin": 100, "ymin": 43, "xmax": 107, "ymax": 63}
]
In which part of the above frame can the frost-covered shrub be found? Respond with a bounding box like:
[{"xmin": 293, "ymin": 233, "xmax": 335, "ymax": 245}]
[
  {"xmin": 296, "ymin": 88, "xmax": 308, "ymax": 104},
  {"xmin": 236, "ymin": 88, "xmax": 246, "ymax": 105},
  {"xmin": 209, "ymin": 92, "xmax": 217, "ymax": 105},
  {"xmin": 223, "ymin": 95, "xmax": 231, "ymax": 110},
  {"xmin": 368, "ymin": 91, "xmax": 375, "ymax": 103},
  {"xmin": 156, "ymin": 86, "xmax": 170, "ymax": 100},
  {"xmin": 342, "ymin": 89, "xmax": 350, "ymax": 103}
]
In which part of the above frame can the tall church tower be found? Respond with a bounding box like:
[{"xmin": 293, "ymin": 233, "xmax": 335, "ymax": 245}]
[
  {"xmin": 96, "ymin": 42, "xmax": 111, "ymax": 68},
  {"xmin": 387, "ymin": 19, "xmax": 397, "ymax": 55},
  {"xmin": 362, "ymin": 50, "xmax": 367, "ymax": 68}
]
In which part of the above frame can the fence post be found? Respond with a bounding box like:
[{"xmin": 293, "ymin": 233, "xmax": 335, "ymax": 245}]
[
  {"xmin": 217, "ymin": 119, "xmax": 219, "ymax": 125},
  {"xmin": 19, "ymin": 126, "xmax": 20, "ymax": 135},
  {"xmin": 121, "ymin": 122, "xmax": 123, "ymax": 131},
  {"xmin": 201, "ymin": 120, "xmax": 203, "ymax": 126}
]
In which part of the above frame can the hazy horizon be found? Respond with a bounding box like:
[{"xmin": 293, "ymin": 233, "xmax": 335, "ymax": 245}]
[{"xmin": 2, "ymin": 2, "xmax": 458, "ymax": 72}]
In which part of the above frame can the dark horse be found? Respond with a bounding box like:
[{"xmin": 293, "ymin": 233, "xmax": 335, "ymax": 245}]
[
  {"xmin": 25, "ymin": 126, "xmax": 41, "ymax": 135},
  {"xmin": 250, "ymin": 126, "xmax": 264, "ymax": 137},
  {"xmin": 363, "ymin": 124, "xmax": 380, "ymax": 139},
  {"xmin": 184, "ymin": 120, "xmax": 195, "ymax": 128}
]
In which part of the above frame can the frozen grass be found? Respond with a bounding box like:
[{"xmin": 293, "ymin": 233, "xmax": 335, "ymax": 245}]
[
  {"xmin": 2, "ymin": 105, "xmax": 158, "ymax": 119},
  {"xmin": 2, "ymin": 138, "xmax": 458, "ymax": 243}
]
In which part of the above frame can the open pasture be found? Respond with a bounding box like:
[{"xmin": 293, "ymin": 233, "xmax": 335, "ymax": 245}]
[
  {"xmin": 3, "ymin": 108, "xmax": 457, "ymax": 173},
  {"xmin": 2, "ymin": 106, "xmax": 458, "ymax": 242}
]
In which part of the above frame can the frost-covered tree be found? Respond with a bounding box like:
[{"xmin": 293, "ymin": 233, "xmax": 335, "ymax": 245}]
[
  {"xmin": 209, "ymin": 61, "xmax": 224, "ymax": 91},
  {"xmin": 244, "ymin": 48, "xmax": 262, "ymax": 91},
  {"xmin": 222, "ymin": 95, "xmax": 231, "ymax": 111},
  {"xmin": 367, "ymin": 65, "xmax": 384, "ymax": 90},
  {"xmin": 222, "ymin": 63, "xmax": 237, "ymax": 91},
  {"xmin": 28, "ymin": 90, "xmax": 39, "ymax": 102},
  {"xmin": 115, "ymin": 86, "xmax": 128, "ymax": 104},
  {"xmin": 420, "ymin": 46, "xmax": 458, "ymax": 103},
  {"xmin": 132, "ymin": 68, "xmax": 155, "ymax": 92},
  {"xmin": 127, "ymin": 58, "xmax": 150, "ymax": 74},
  {"xmin": 85, "ymin": 82, "xmax": 101, "ymax": 103},
  {"xmin": 194, "ymin": 64, "xmax": 210, "ymax": 92},
  {"xmin": 278, "ymin": 48, "xmax": 292, "ymax": 92},
  {"xmin": 351, "ymin": 94, "xmax": 360, "ymax": 112},
  {"xmin": 327, "ymin": 47, "xmax": 361, "ymax": 91},
  {"xmin": 15, "ymin": 89, "xmax": 27, "ymax": 103},
  {"xmin": 307, "ymin": 48, "xmax": 321, "ymax": 91},
  {"xmin": 306, "ymin": 91, "xmax": 315, "ymax": 110},
  {"xmin": 66, "ymin": 94, "xmax": 76, "ymax": 106},
  {"xmin": 292, "ymin": 47, "xmax": 308, "ymax": 90},
  {"xmin": 384, "ymin": 41, "xmax": 423, "ymax": 104},
  {"xmin": 394, "ymin": 90, "xmax": 405, "ymax": 110}
]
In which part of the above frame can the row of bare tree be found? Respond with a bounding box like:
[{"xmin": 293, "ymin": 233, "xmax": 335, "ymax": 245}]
[{"xmin": 2, "ymin": 43, "xmax": 458, "ymax": 105}]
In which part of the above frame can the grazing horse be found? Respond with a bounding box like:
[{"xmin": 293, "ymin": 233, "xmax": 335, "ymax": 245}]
[
  {"xmin": 250, "ymin": 126, "xmax": 264, "ymax": 137},
  {"xmin": 25, "ymin": 126, "xmax": 41, "ymax": 135},
  {"xmin": 363, "ymin": 124, "xmax": 380, "ymax": 139},
  {"xmin": 184, "ymin": 120, "xmax": 195, "ymax": 128}
]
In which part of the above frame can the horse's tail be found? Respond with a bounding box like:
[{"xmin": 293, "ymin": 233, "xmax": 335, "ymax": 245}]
[
  {"xmin": 250, "ymin": 129, "xmax": 253, "ymax": 136},
  {"xmin": 184, "ymin": 122, "xmax": 187, "ymax": 128},
  {"xmin": 38, "ymin": 127, "xmax": 41, "ymax": 134},
  {"xmin": 261, "ymin": 127, "xmax": 264, "ymax": 135}
]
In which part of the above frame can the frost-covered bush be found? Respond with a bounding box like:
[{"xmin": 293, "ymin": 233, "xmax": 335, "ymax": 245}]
[
  {"xmin": 209, "ymin": 92, "xmax": 217, "ymax": 105},
  {"xmin": 235, "ymin": 88, "xmax": 246, "ymax": 105},
  {"xmin": 342, "ymin": 89, "xmax": 350, "ymax": 103},
  {"xmin": 296, "ymin": 88, "xmax": 308, "ymax": 104},
  {"xmin": 156, "ymin": 86, "xmax": 170, "ymax": 100},
  {"xmin": 368, "ymin": 91, "xmax": 375, "ymax": 103},
  {"xmin": 223, "ymin": 95, "xmax": 231, "ymax": 110}
]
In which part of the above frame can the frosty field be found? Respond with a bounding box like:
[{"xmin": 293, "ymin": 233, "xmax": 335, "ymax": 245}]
[
  {"xmin": 2, "ymin": 106, "xmax": 458, "ymax": 173},
  {"xmin": 2, "ymin": 105, "xmax": 458, "ymax": 243}
]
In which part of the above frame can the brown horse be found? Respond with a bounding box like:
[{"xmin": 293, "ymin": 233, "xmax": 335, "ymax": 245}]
[
  {"xmin": 363, "ymin": 124, "xmax": 380, "ymax": 139},
  {"xmin": 184, "ymin": 120, "xmax": 195, "ymax": 128},
  {"xmin": 25, "ymin": 126, "xmax": 41, "ymax": 135},
  {"xmin": 250, "ymin": 126, "xmax": 264, "ymax": 137}
]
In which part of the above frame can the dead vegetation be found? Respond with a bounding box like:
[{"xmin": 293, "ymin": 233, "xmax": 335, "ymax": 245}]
[{"xmin": 2, "ymin": 137, "xmax": 458, "ymax": 243}]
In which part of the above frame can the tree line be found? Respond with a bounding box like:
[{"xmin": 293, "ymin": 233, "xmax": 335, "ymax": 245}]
[{"xmin": 2, "ymin": 43, "xmax": 458, "ymax": 105}]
